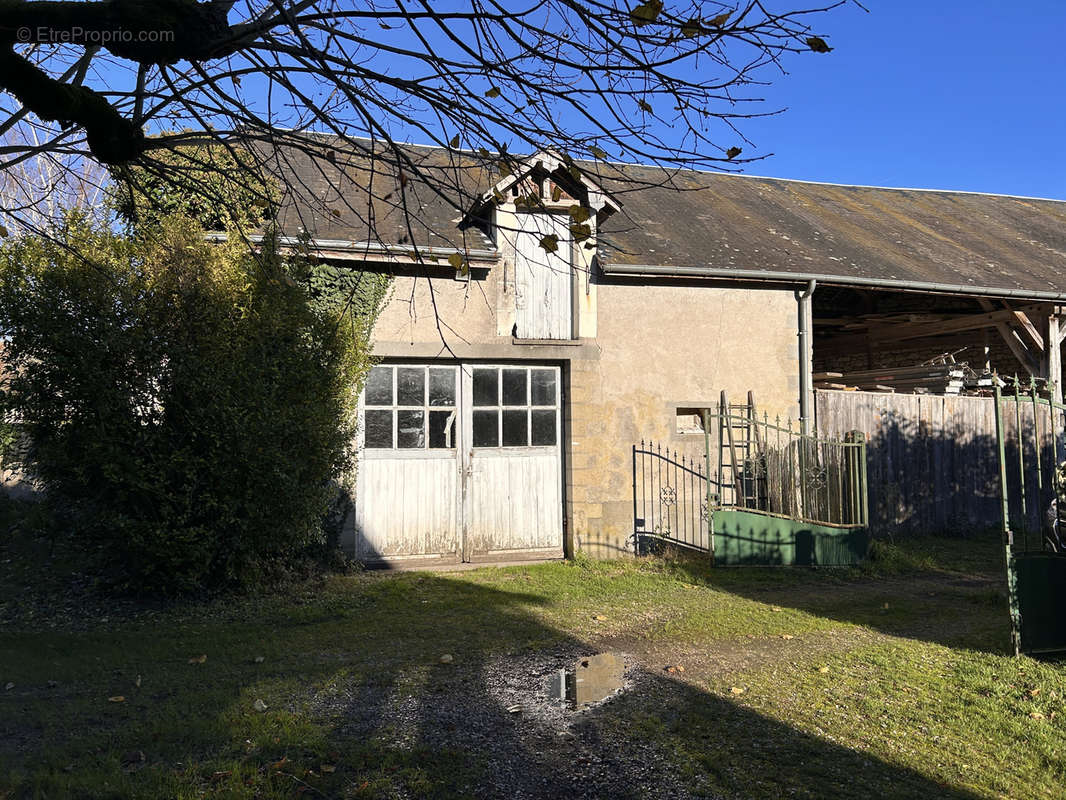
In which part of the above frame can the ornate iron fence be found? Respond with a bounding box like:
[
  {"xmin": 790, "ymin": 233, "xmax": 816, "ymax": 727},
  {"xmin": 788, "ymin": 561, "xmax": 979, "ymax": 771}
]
[{"xmin": 632, "ymin": 393, "xmax": 868, "ymax": 563}]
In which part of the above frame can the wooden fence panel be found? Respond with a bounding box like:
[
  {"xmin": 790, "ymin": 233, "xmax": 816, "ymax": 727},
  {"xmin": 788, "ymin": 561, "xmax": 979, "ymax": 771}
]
[{"xmin": 815, "ymin": 390, "xmax": 1012, "ymax": 536}]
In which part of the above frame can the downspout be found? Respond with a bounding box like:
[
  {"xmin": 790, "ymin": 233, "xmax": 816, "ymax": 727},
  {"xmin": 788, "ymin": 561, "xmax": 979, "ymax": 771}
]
[{"xmin": 796, "ymin": 280, "xmax": 817, "ymax": 436}]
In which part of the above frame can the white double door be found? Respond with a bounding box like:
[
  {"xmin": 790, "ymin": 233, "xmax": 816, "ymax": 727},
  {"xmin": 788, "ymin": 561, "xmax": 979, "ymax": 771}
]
[{"xmin": 354, "ymin": 362, "xmax": 563, "ymax": 563}]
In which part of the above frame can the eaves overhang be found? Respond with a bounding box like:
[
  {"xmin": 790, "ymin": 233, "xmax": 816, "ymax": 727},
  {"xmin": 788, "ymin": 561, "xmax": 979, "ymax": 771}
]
[
  {"xmin": 600, "ymin": 263, "xmax": 1066, "ymax": 302},
  {"xmin": 204, "ymin": 233, "xmax": 500, "ymax": 266}
]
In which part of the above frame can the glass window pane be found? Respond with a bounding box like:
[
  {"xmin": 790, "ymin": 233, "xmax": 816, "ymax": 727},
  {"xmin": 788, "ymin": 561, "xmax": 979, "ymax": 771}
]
[
  {"xmin": 531, "ymin": 369, "xmax": 557, "ymax": 406},
  {"xmin": 503, "ymin": 409, "xmax": 528, "ymax": 446},
  {"xmin": 429, "ymin": 410, "xmax": 456, "ymax": 449},
  {"xmin": 472, "ymin": 410, "xmax": 499, "ymax": 447},
  {"xmin": 364, "ymin": 409, "xmax": 393, "ymax": 448},
  {"xmin": 531, "ymin": 409, "xmax": 556, "ymax": 446},
  {"xmin": 473, "ymin": 368, "xmax": 498, "ymax": 407},
  {"xmin": 502, "ymin": 369, "xmax": 528, "ymax": 406},
  {"xmin": 396, "ymin": 367, "xmax": 425, "ymax": 406},
  {"xmin": 365, "ymin": 366, "xmax": 393, "ymax": 406},
  {"xmin": 396, "ymin": 410, "xmax": 425, "ymax": 448},
  {"xmin": 429, "ymin": 368, "xmax": 456, "ymax": 406}
]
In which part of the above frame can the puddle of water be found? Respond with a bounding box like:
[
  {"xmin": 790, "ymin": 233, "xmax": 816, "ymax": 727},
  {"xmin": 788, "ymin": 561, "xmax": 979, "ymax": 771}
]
[{"xmin": 549, "ymin": 652, "xmax": 625, "ymax": 708}]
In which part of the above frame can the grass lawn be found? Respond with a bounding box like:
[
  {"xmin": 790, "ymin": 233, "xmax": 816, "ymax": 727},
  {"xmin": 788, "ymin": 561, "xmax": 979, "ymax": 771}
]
[{"xmin": 2, "ymin": 534, "xmax": 1064, "ymax": 799}]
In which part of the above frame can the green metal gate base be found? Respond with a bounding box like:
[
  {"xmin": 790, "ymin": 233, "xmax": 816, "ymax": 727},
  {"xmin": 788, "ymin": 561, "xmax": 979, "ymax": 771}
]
[
  {"xmin": 713, "ymin": 508, "xmax": 870, "ymax": 567},
  {"xmin": 1015, "ymin": 552, "xmax": 1066, "ymax": 655}
]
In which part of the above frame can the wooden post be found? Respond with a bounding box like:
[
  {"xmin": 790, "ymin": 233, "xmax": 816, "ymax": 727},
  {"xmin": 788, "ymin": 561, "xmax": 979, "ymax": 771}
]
[{"xmin": 1048, "ymin": 312, "xmax": 1063, "ymax": 404}]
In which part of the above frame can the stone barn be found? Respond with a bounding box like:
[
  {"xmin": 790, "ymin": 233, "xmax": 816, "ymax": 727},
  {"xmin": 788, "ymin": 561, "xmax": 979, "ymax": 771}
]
[{"xmin": 262, "ymin": 140, "xmax": 1066, "ymax": 564}]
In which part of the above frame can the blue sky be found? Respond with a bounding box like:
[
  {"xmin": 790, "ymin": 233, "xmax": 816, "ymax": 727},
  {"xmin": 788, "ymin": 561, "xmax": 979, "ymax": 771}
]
[{"xmin": 735, "ymin": 0, "xmax": 1066, "ymax": 199}]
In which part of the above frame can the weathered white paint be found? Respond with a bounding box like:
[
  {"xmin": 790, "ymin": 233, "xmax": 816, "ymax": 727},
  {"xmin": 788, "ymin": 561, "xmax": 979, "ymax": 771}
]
[
  {"xmin": 354, "ymin": 361, "xmax": 564, "ymax": 562},
  {"xmin": 354, "ymin": 451, "xmax": 460, "ymax": 561},
  {"xmin": 513, "ymin": 213, "xmax": 572, "ymax": 340},
  {"xmin": 461, "ymin": 364, "xmax": 563, "ymax": 557},
  {"xmin": 465, "ymin": 451, "xmax": 563, "ymax": 555}
]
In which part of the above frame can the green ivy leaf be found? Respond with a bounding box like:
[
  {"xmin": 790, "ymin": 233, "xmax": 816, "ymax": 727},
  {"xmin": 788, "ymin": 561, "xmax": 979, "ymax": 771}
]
[{"xmin": 539, "ymin": 234, "xmax": 559, "ymax": 254}]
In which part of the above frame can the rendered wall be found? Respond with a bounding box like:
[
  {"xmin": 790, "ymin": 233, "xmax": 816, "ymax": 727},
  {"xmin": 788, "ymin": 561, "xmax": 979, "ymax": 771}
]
[
  {"xmin": 568, "ymin": 281, "xmax": 799, "ymax": 558},
  {"xmin": 363, "ymin": 214, "xmax": 800, "ymax": 560}
]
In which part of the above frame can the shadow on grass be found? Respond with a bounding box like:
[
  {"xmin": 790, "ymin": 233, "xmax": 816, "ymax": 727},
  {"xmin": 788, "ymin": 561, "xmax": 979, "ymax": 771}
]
[
  {"xmin": 1, "ymin": 572, "xmax": 982, "ymax": 799},
  {"xmin": 647, "ymin": 533, "xmax": 1012, "ymax": 655}
]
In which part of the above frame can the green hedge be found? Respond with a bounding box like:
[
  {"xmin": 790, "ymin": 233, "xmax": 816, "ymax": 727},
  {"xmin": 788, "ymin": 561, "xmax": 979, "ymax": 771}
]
[{"xmin": 0, "ymin": 216, "xmax": 385, "ymax": 593}]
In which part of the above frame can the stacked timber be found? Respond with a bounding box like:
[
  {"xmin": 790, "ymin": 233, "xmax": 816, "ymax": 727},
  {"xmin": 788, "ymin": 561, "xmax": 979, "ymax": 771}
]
[{"xmin": 815, "ymin": 365, "xmax": 967, "ymax": 395}]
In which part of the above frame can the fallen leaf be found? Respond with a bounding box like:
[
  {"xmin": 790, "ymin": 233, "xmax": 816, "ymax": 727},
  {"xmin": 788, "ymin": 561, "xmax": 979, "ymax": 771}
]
[
  {"xmin": 254, "ymin": 656, "xmax": 265, "ymax": 664},
  {"xmin": 271, "ymin": 756, "xmax": 289, "ymax": 770},
  {"xmin": 1029, "ymin": 688, "xmax": 1041, "ymax": 697},
  {"xmin": 439, "ymin": 654, "xmax": 454, "ymax": 664},
  {"xmin": 780, "ymin": 634, "xmax": 795, "ymax": 640},
  {"xmin": 108, "ymin": 695, "xmax": 126, "ymax": 703},
  {"xmin": 771, "ymin": 607, "xmax": 783, "ymax": 612},
  {"xmin": 188, "ymin": 655, "xmax": 207, "ymax": 664},
  {"xmin": 1030, "ymin": 711, "xmax": 1045, "ymax": 720},
  {"xmin": 320, "ymin": 764, "xmax": 337, "ymax": 773},
  {"xmin": 593, "ymin": 614, "xmax": 607, "ymax": 621},
  {"xmin": 818, "ymin": 666, "xmax": 830, "ymax": 674},
  {"xmin": 506, "ymin": 704, "xmax": 523, "ymax": 713},
  {"xmin": 3, "ymin": 682, "xmax": 13, "ymax": 691},
  {"xmin": 730, "ymin": 686, "xmax": 745, "ymax": 695},
  {"xmin": 134, "ymin": 675, "xmax": 142, "ymax": 688},
  {"xmin": 253, "ymin": 699, "xmax": 268, "ymax": 712}
]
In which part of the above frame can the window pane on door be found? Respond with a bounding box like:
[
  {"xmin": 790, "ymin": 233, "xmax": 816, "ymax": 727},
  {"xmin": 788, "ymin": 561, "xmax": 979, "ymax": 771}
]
[
  {"xmin": 502, "ymin": 409, "xmax": 528, "ymax": 446},
  {"xmin": 428, "ymin": 368, "xmax": 456, "ymax": 406},
  {"xmin": 473, "ymin": 368, "xmax": 498, "ymax": 406},
  {"xmin": 365, "ymin": 366, "xmax": 393, "ymax": 406},
  {"xmin": 502, "ymin": 369, "xmax": 527, "ymax": 406},
  {"xmin": 396, "ymin": 367, "xmax": 425, "ymax": 406},
  {"xmin": 531, "ymin": 409, "xmax": 556, "ymax": 446},
  {"xmin": 397, "ymin": 410, "xmax": 425, "ymax": 448},
  {"xmin": 531, "ymin": 369, "xmax": 556, "ymax": 406},
  {"xmin": 364, "ymin": 409, "xmax": 393, "ymax": 448},
  {"xmin": 429, "ymin": 410, "xmax": 456, "ymax": 448},
  {"xmin": 472, "ymin": 410, "xmax": 499, "ymax": 447}
]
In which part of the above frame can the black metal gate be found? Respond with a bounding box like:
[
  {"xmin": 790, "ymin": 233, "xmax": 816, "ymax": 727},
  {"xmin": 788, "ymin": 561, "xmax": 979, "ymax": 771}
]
[{"xmin": 632, "ymin": 392, "xmax": 869, "ymax": 566}]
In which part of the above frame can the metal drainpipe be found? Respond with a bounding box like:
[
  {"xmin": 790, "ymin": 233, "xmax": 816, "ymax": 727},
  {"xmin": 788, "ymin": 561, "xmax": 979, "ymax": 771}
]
[{"xmin": 796, "ymin": 280, "xmax": 817, "ymax": 436}]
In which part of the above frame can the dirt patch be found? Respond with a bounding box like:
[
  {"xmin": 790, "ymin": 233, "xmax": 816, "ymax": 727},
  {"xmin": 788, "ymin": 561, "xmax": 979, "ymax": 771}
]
[{"xmin": 313, "ymin": 646, "xmax": 718, "ymax": 800}]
